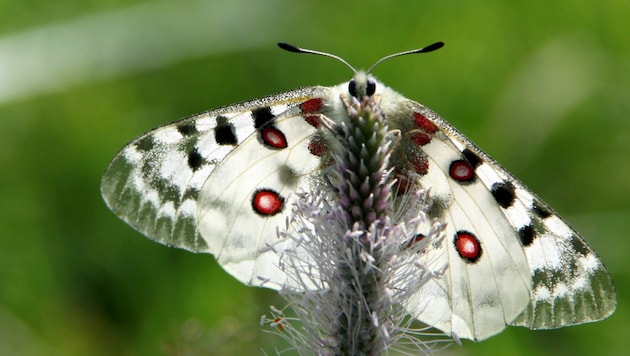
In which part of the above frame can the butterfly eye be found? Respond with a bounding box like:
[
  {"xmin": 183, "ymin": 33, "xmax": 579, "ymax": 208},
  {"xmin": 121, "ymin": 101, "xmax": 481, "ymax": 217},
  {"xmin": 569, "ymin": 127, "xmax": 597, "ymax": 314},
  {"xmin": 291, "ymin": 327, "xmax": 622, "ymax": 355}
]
[
  {"xmin": 348, "ymin": 78, "xmax": 376, "ymax": 98},
  {"xmin": 366, "ymin": 79, "xmax": 376, "ymax": 96},
  {"xmin": 348, "ymin": 79, "xmax": 358, "ymax": 98}
]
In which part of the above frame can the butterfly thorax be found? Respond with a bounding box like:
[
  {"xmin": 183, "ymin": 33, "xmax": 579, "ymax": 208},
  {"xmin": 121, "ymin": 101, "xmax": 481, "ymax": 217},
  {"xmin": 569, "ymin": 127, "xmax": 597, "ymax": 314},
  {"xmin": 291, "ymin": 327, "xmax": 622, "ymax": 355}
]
[{"xmin": 328, "ymin": 76, "xmax": 436, "ymax": 187}]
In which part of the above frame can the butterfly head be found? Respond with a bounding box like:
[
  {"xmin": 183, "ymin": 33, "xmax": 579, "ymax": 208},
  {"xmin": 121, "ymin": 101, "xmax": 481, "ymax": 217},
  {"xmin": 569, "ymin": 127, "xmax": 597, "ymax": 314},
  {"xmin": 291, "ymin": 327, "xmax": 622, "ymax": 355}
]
[{"xmin": 348, "ymin": 71, "xmax": 377, "ymax": 99}]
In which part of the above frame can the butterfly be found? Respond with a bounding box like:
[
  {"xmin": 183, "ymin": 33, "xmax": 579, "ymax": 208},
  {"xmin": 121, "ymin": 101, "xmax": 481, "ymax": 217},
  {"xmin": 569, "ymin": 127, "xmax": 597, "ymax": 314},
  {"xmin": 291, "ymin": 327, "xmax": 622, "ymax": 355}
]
[{"xmin": 101, "ymin": 41, "xmax": 616, "ymax": 341}]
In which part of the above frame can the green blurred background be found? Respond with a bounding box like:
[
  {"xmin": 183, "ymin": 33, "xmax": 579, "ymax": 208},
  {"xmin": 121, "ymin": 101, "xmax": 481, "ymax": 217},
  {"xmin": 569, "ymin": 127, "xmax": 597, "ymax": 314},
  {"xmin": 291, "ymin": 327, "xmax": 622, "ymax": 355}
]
[{"xmin": 0, "ymin": 0, "xmax": 627, "ymax": 354}]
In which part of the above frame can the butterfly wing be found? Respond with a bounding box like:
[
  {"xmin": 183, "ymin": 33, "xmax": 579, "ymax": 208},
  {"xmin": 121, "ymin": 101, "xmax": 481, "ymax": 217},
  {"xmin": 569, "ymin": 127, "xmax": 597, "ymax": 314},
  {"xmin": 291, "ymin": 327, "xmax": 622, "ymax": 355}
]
[
  {"xmin": 397, "ymin": 100, "xmax": 616, "ymax": 340},
  {"xmin": 196, "ymin": 93, "xmax": 330, "ymax": 288},
  {"xmin": 101, "ymin": 86, "xmax": 329, "ymax": 287},
  {"xmin": 506, "ymin": 198, "xmax": 617, "ymax": 330}
]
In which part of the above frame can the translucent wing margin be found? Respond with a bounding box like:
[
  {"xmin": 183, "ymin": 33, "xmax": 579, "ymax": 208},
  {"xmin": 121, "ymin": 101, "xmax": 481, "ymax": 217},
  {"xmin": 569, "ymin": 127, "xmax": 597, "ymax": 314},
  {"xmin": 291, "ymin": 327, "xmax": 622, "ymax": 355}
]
[{"xmin": 508, "ymin": 202, "xmax": 617, "ymax": 329}]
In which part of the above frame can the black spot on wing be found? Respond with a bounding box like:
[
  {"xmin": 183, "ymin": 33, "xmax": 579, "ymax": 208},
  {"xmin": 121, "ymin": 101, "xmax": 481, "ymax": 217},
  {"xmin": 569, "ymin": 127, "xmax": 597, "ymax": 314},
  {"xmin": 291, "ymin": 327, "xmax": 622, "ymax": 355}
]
[
  {"xmin": 462, "ymin": 148, "xmax": 482, "ymax": 168},
  {"xmin": 214, "ymin": 116, "xmax": 237, "ymax": 145},
  {"xmin": 518, "ymin": 224, "xmax": 535, "ymax": 246},
  {"xmin": 569, "ymin": 234, "xmax": 590, "ymax": 256},
  {"xmin": 177, "ymin": 123, "xmax": 198, "ymax": 136},
  {"xmin": 252, "ymin": 107, "xmax": 275, "ymax": 128},
  {"xmin": 187, "ymin": 148, "xmax": 203, "ymax": 171},
  {"xmin": 491, "ymin": 181, "xmax": 516, "ymax": 208},
  {"xmin": 136, "ymin": 136, "xmax": 155, "ymax": 152},
  {"xmin": 532, "ymin": 199, "xmax": 553, "ymax": 219}
]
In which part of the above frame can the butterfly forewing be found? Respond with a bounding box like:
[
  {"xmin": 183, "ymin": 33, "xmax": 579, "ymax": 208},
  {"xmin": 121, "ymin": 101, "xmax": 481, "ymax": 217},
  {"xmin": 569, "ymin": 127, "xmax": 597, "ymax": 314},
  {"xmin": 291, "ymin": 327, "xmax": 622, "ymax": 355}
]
[
  {"xmin": 398, "ymin": 100, "xmax": 615, "ymax": 339},
  {"xmin": 101, "ymin": 86, "xmax": 327, "ymax": 264},
  {"xmin": 101, "ymin": 120, "xmax": 212, "ymax": 251},
  {"xmin": 396, "ymin": 103, "xmax": 531, "ymax": 340},
  {"xmin": 196, "ymin": 98, "xmax": 326, "ymax": 287}
]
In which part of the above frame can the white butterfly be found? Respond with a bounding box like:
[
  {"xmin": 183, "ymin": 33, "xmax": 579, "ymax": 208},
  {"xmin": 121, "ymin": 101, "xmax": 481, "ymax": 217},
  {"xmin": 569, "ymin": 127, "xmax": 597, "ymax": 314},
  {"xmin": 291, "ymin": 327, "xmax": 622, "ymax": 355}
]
[{"xmin": 101, "ymin": 42, "xmax": 615, "ymax": 341}]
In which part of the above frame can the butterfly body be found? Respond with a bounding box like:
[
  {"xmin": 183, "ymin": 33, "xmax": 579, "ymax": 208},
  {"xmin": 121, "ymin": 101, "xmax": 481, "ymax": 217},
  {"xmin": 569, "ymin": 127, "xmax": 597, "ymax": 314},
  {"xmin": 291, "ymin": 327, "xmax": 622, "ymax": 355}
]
[{"xmin": 102, "ymin": 67, "xmax": 615, "ymax": 341}]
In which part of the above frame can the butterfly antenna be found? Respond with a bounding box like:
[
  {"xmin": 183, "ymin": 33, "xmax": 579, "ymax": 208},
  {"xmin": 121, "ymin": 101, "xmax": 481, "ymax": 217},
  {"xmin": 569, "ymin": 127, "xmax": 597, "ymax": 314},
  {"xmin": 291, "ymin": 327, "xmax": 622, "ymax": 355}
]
[
  {"xmin": 278, "ymin": 42, "xmax": 357, "ymax": 73},
  {"xmin": 366, "ymin": 41, "xmax": 444, "ymax": 74}
]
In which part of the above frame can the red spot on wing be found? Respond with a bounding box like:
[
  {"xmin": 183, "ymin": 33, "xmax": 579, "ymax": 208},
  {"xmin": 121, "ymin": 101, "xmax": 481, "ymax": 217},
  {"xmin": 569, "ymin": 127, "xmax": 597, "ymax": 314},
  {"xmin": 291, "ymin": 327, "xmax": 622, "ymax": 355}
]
[
  {"xmin": 409, "ymin": 151, "xmax": 429, "ymax": 175},
  {"xmin": 301, "ymin": 98, "xmax": 323, "ymax": 128},
  {"xmin": 252, "ymin": 189, "xmax": 284, "ymax": 216},
  {"xmin": 454, "ymin": 231, "xmax": 482, "ymax": 263},
  {"xmin": 413, "ymin": 112, "xmax": 437, "ymax": 133},
  {"xmin": 308, "ymin": 136, "xmax": 327, "ymax": 157},
  {"xmin": 300, "ymin": 98, "xmax": 323, "ymax": 113},
  {"xmin": 410, "ymin": 112, "xmax": 438, "ymax": 147},
  {"xmin": 449, "ymin": 160, "xmax": 475, "ymax": 182},
  {"xmin": 410, "ymin": 132, "xmax": 432, "ymax": 146},
  {"xmin": 261, "ymin": 127, "xmax": 287, "ymax": 149},
  {"xmin": 304, "ymin": 115, "xmax": 321, "ymax": 128}
]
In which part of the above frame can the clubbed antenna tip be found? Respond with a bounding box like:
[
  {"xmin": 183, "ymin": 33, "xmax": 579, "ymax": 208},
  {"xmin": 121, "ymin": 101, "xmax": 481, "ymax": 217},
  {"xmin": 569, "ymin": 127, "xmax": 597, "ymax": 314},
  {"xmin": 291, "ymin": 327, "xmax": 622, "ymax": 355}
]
[{"xmin": 277, "ymin": 42, "xmax": 301, "ymax": 53}]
